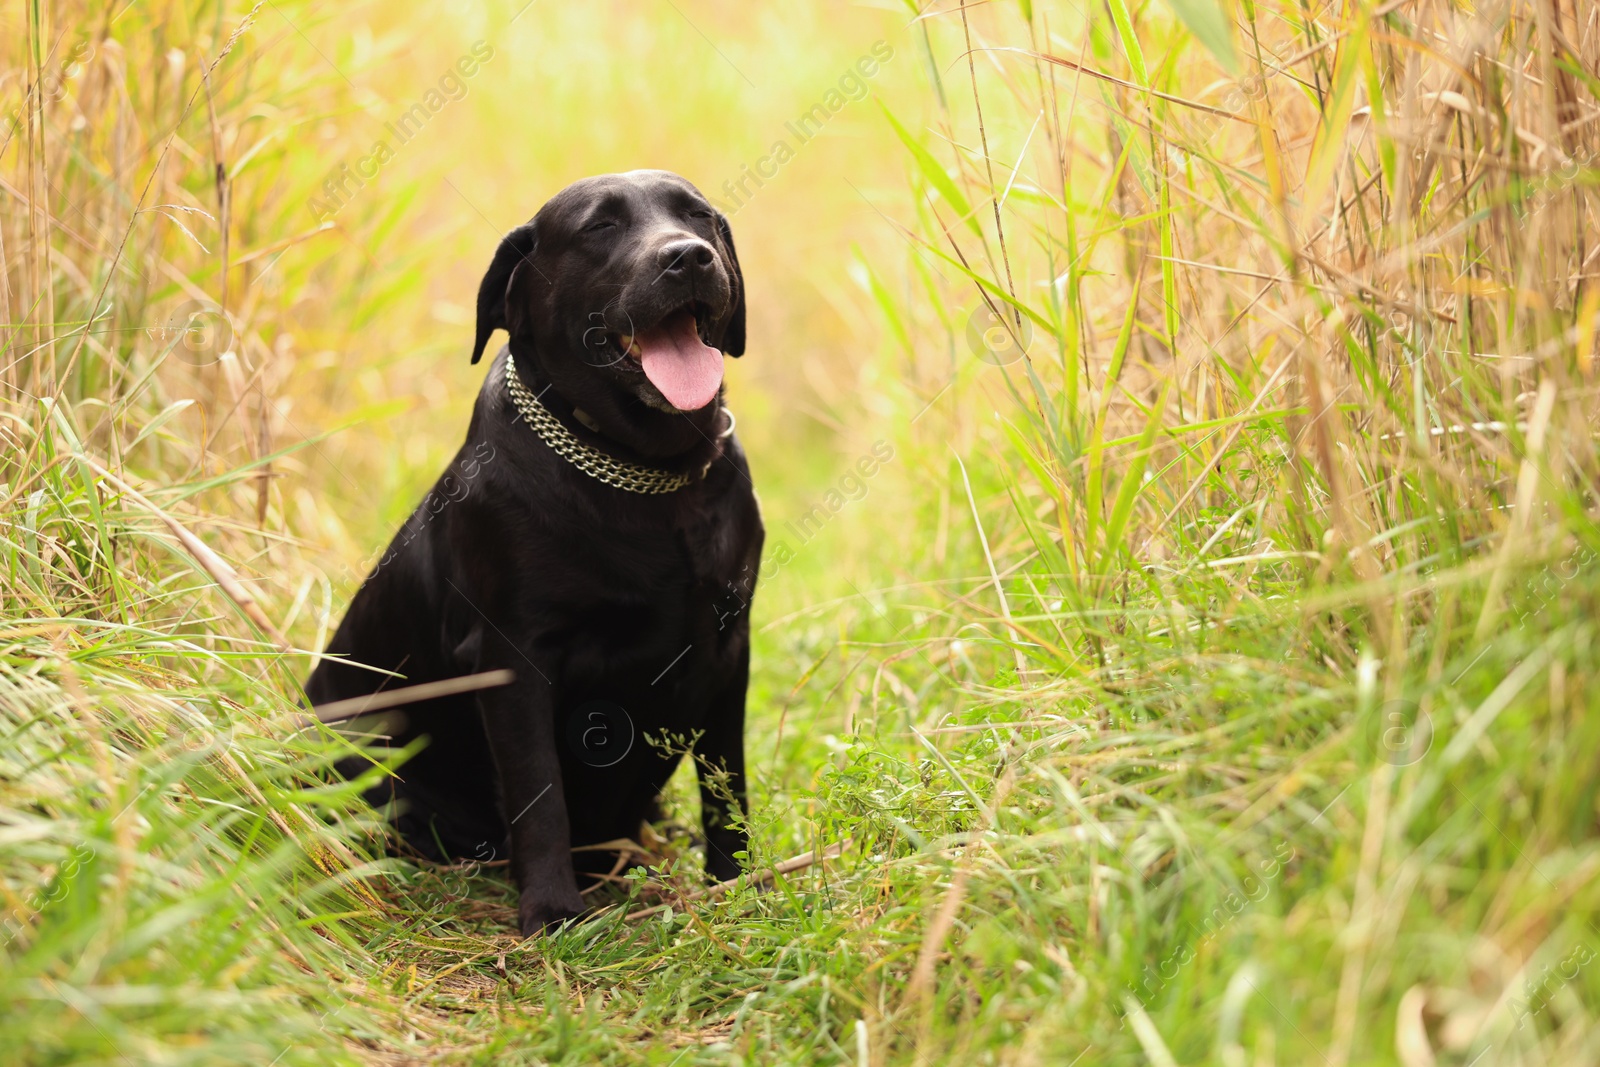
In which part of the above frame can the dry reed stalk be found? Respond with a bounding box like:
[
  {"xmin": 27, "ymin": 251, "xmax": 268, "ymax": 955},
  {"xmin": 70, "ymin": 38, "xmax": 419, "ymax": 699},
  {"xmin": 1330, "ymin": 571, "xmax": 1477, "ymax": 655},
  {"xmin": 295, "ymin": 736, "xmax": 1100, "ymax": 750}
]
[{"xmin": 81, "ymin": 455, "xmax": 290, "ymax": 650}]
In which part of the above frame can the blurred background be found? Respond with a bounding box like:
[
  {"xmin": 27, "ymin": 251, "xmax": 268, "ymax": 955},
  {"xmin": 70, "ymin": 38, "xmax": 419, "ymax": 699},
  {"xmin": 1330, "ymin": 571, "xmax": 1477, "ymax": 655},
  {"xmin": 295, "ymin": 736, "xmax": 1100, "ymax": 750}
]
[
  {"xmin": 6, "ymin": 0, "xmax": 1600, "ymax": 1063},
  {"xmin": 60, "ymin": 0, "xmax": 933, "ymax": 614}
]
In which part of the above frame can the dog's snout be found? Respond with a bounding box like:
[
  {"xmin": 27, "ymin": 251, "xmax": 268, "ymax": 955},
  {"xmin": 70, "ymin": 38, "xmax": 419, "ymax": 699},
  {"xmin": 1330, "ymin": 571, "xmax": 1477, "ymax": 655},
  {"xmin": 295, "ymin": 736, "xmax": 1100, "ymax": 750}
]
[{"xmin": 658, "ymin": 238, "xmax": 715, "ymax": 276}]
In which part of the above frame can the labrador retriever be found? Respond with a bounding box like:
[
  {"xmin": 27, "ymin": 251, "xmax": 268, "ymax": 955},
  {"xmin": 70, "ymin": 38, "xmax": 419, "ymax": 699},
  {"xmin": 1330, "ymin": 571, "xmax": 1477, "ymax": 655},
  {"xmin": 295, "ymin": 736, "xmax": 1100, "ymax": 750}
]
[{"xmin": 305, "ymin": 170, "xmax": 761, "ymax": 936}]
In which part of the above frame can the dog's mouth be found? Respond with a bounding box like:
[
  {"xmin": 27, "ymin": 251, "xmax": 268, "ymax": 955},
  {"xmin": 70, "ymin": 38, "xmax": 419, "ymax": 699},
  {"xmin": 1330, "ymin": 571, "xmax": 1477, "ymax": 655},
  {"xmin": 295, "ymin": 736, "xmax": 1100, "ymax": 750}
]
[{"xmin": 610, "ymin": 300, "xmax": 723, "ymax": 412}]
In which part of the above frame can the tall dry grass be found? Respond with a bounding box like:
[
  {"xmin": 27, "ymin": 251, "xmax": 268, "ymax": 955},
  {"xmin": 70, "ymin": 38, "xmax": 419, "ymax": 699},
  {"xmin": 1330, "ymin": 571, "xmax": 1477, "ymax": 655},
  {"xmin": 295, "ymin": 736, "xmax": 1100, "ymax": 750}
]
[
  {"xmin": 3, "ymin": 0, "xmax": 1600, "ymax": 1063},
  {"xmin": 849, "ymin": 1, "xmax": 1600, "ymax": 1062}
]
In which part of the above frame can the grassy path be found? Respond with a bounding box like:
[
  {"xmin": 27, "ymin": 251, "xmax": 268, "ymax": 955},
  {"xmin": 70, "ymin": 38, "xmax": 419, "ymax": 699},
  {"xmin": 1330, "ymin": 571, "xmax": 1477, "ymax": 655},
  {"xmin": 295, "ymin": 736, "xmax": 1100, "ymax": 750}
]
[{"xmin": 5, "ymin": 0, "xmax": 1600, "ymax": 1064}]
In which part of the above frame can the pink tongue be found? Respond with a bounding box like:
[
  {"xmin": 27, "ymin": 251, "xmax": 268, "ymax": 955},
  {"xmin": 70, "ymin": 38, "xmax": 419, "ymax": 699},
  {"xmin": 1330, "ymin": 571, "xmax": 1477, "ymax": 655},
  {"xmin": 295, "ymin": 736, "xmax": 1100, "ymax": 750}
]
[{"xmin": 636, "ymin": 310, "xmax": 724, "ymax": 411}]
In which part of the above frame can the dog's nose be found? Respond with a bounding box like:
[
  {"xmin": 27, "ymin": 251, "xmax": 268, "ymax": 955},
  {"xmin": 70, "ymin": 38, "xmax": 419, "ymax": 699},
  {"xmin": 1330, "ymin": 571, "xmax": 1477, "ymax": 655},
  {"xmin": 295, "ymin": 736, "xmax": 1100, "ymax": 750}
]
[{"xmin": 657, "ymin": 238, "xmax": 715, "ymax": 275}]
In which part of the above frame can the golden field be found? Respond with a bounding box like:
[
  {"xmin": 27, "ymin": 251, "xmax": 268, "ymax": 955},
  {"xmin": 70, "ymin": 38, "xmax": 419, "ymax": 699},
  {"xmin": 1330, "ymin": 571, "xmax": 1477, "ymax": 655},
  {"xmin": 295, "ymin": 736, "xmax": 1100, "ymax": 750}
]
[{"xmin": 4, "ymin": 0, "xmax": 1600, "ymax": 1063}]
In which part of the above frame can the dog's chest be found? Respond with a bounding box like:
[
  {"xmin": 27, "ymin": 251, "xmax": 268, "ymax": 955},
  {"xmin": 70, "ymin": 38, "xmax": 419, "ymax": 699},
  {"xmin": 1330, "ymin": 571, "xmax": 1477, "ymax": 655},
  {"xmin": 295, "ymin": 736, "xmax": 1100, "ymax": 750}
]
[{"xmin": 531, "ymin": 497, "xmax": 752, "ymax": 680}]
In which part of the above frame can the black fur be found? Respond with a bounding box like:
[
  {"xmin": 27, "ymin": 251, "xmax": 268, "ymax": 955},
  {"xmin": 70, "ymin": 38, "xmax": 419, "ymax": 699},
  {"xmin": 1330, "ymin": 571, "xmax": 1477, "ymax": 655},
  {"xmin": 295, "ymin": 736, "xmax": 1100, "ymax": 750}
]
[
  {"xmin": 472, "ymin": 221, "xmax": 537, "ymax": 364},
  {"xmin": 306, "ymin": 170, "xmax": 761, "ymax": 936}
]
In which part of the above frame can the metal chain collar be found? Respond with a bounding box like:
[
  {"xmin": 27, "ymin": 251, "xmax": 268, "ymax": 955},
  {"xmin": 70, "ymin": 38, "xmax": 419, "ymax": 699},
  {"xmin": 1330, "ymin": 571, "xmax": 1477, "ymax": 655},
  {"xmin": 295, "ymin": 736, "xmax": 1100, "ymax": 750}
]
[{"xmin": 504, "ymin": 354, "xmax": 731, "ymax": 495}]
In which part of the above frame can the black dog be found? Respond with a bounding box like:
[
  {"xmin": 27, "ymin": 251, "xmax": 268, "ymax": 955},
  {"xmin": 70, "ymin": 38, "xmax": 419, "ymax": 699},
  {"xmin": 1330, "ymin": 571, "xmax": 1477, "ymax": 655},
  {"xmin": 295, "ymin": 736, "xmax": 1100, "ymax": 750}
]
[{"xmin": 305, "ymin": 170, "xmax": 762, "ymax": 936}]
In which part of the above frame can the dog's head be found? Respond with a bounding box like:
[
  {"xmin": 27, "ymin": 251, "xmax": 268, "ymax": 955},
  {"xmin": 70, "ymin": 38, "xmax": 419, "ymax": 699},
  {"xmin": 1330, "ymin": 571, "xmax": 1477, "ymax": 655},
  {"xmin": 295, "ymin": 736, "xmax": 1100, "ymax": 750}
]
[{"xmin": 472, "ymin": 171, "xmax": 744, "ymax": 425}]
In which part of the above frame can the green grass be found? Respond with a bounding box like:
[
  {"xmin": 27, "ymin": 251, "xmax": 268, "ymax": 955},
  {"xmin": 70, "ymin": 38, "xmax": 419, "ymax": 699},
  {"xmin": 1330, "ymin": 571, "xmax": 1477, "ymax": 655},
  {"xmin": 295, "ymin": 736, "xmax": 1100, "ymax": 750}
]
[{"xmin": 5, "ymin": 0, "xmax": 1600, "ymax": 1063}]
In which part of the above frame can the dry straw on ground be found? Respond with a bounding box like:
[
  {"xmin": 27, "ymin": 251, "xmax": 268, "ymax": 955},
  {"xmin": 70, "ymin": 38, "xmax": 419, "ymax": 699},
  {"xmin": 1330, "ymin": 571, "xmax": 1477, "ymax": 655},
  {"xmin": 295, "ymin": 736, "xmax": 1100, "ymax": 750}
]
[{"xmin": 3, "ymin": 0, "xmax": 1600, "ymax": 1063}]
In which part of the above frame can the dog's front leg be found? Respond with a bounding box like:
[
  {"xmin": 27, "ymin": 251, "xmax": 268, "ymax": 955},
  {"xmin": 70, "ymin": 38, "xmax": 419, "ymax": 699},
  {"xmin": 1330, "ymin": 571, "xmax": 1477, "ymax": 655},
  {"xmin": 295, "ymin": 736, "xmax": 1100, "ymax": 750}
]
[
  {"xmin": 475, "ymin": 649, "xmax": 585, "ymax": 936},
  {"xmin": 695, "ymin": 642, "xmax": 750, "ymax": 884}
]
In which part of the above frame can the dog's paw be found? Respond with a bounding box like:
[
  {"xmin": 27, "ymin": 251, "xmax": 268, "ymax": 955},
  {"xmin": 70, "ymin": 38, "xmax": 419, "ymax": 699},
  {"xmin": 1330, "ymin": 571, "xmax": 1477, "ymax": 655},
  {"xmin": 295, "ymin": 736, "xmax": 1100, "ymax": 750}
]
[
  {"xmin": 517, "ymin": 890, "xmax": 586, "ymax": 938},
  {"xmin": 704, "ymin": 843, "xmax": 746, "ymax": 885}
]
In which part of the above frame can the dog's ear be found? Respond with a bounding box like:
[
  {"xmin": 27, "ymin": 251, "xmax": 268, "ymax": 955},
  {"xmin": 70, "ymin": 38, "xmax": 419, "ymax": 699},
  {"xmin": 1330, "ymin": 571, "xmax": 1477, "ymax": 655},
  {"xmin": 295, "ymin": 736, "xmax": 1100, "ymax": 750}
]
[
  {"xmin": 715, "ymin": 212, "xmax": 746, "ymax": 358},
  {"xmin": 472, "ymin": 222, "xmax": 538, "ymax": 364}
]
